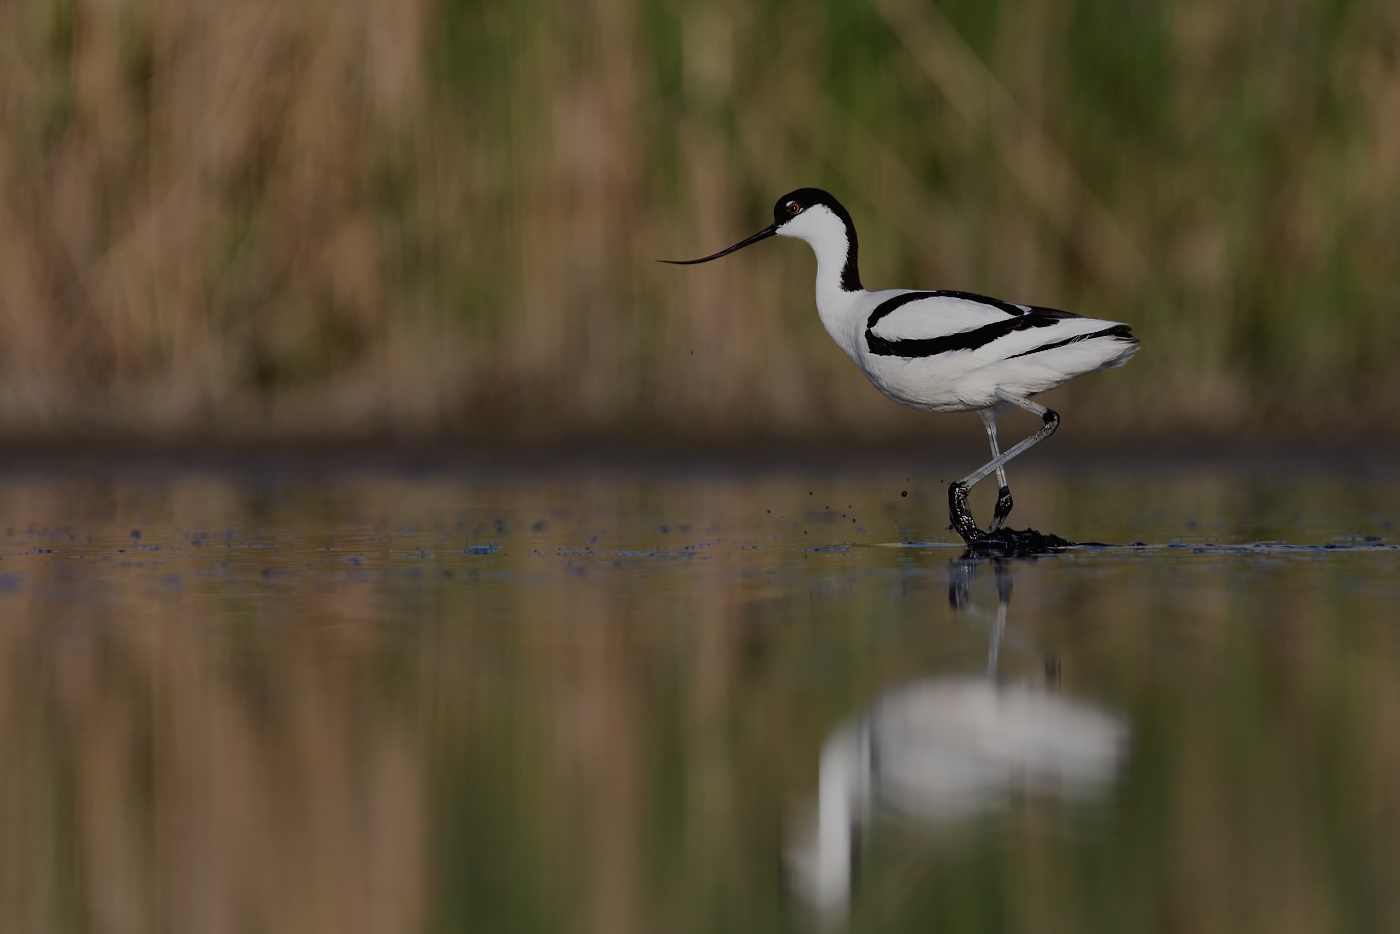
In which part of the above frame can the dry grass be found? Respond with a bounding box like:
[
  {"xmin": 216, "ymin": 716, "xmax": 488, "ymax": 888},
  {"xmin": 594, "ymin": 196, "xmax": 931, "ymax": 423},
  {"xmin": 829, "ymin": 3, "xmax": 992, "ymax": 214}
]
[{"xmin": 2, "ymin": 0, "xmax": 1399, "ymax": 443}]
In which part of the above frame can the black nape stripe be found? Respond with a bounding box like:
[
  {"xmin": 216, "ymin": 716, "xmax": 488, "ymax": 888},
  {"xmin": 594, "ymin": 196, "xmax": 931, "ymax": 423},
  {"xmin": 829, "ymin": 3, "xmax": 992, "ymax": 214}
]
[
  {"xmin": 784, "ymin": 189, "xmax": 865, "ymax": 291},
  {"xmin": 1005, "ymin": 324, "xmax": 1136, "ymax": 359},
  {"xmin": 821, "ymin": 199, "xmax": 862, "ymax": 292},
  {"xmin": 840, "ymin": 254, "xmax": 862, "ymax": 292}
]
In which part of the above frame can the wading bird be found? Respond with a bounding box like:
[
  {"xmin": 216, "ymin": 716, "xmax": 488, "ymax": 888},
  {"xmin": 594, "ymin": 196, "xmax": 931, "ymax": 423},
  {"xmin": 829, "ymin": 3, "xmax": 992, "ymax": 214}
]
[{"xmin": 663, "ymin": 188, "xmax": 1138, "ymax": 548}]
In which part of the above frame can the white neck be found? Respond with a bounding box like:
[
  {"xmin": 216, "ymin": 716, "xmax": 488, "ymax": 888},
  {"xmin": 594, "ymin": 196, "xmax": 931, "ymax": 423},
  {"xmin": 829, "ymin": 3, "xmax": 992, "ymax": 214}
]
[{"xmin": 777, "ymin": 205, "xmax": 868, "ymax": 360}]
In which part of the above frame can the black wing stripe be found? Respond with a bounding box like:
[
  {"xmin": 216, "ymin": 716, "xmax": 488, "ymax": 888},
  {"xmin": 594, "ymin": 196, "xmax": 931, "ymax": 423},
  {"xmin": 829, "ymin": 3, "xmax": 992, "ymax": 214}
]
[
  {"xmin": 867, "ymin": 311, "xmax": 1061, "ymax": 358},
  {"xmin": 864, "ymin": 291, "xmax": 1086, "ymax": 359},
  {"xmin": 1005, "ymin": 325, "xmax": 1136, "ymax": 360},
  {"xmin": 866, "ymin": 290, "xmax": 1028, "ymax": 333}
]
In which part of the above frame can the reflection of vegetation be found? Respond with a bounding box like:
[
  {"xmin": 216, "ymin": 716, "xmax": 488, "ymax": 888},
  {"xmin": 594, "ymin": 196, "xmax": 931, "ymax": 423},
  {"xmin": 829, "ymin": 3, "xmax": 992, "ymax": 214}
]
[
  {"xmin": 1, "ymin": 469, "xmax": 1399, "ymax": 931},
  {"xmin": 1, "ymin": 0, "xmax": 1399, "ymax": 440}
]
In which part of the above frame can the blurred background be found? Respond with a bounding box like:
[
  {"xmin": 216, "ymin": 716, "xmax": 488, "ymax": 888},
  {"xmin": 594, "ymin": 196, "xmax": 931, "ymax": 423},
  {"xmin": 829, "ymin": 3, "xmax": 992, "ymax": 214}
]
[
  {"xmin": 4, "ymin": 0, "xmax": 1399, "ymax": 447},
  {"xmin": 6, "ymin": 4, "xmax": 1400, "ymax": 930}
]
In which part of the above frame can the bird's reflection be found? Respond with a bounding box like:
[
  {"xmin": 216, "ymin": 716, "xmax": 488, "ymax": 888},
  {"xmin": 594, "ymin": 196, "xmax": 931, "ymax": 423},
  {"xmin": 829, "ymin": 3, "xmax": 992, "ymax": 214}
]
[{"xmin": 787, "ymin": 556, "xmax": 1130, "ymax": 925}]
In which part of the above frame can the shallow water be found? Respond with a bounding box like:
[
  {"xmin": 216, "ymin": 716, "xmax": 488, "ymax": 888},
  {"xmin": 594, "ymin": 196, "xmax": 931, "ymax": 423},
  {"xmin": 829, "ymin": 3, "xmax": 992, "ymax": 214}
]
[{"xmin": 1, "ymin": 453, "xmax": 1399, "ymax": 933}]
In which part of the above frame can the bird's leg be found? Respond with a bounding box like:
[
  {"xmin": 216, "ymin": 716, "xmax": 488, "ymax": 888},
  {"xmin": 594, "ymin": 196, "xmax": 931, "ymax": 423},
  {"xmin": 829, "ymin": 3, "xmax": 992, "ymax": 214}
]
[
  {"xmin": 961, "ymin": 390, "xmax": 1060, "ymax": 488},
  {"xmin": 947, "ymin": 390, "xmax": 1060, "ymax": 545},
  {"xmin": 978, "ymin": 409, "xmax": 1014, "ymax": 531},
  {"xmin": 947, "ymin": 481, "xmax": 981, "ymax": 542}
]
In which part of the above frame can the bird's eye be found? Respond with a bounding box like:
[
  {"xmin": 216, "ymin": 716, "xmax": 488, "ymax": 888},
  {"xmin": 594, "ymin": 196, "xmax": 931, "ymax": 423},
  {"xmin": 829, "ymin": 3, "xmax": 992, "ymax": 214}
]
[{"xmin": 786, "ymin": 201, "xmax": 802, "ymax": 216}]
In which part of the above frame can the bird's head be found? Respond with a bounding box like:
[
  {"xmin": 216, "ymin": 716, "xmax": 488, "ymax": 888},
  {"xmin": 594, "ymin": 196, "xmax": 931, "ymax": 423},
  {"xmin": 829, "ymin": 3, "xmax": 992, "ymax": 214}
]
[{"xmin": 660, "ymin": 187, "xmax": 854, "ymax": 264}]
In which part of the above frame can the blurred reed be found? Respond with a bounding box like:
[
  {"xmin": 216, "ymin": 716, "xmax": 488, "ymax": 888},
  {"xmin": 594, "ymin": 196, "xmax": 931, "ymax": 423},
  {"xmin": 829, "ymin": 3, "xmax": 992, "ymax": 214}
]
[{"xmin": 2, "ymin": 0, "xmax": 1399, "ymax": 443}]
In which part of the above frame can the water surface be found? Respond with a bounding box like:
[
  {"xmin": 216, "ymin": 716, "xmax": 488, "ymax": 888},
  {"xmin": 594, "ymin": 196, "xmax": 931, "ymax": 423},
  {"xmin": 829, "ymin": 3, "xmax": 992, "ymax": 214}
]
[{"xmin": 1, "ymin": 453, "xmax": 1398, "ymax": 933}]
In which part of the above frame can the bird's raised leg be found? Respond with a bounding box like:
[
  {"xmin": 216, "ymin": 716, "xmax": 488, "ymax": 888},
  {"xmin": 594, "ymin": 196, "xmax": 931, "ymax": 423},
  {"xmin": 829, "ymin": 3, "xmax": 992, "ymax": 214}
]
[
  {"xmin": 978, "ymin": 409, "xmax": 1014, "ymax": 531},
  {"xmin": 948, "ymin": 389, "xmax": 1060, "ymax": 544}
]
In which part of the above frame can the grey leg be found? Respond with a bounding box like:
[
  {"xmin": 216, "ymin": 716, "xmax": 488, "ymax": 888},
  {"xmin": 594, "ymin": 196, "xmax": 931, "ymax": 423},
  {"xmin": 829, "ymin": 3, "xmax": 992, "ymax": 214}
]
[
  {"xmin": 949, "ymin": 390, "xmax": 1060, "ymax": 543},
  {"xmin": 978, "ymin": 409, "xmax": 1014, "ymax": 531}
]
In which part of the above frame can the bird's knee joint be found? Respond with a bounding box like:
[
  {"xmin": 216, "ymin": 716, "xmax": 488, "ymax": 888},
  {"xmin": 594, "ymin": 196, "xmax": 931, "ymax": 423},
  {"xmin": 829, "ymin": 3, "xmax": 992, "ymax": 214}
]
[{"xmin": 1042, "ymin": 409, "xmax": 1060, "ymax": 429}]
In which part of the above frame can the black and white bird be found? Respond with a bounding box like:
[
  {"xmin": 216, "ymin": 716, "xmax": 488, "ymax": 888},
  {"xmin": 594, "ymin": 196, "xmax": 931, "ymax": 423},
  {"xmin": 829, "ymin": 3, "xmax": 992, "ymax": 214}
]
[{"xmin": 663, "ymin": 188, "xmax": 1139, "ymax": 546}]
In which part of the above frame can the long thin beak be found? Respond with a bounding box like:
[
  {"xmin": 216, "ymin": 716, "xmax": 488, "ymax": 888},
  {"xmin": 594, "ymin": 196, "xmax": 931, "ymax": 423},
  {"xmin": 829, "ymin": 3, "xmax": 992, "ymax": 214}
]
[{"xmin": 659, "ymin": 224, "xmax": 777, "ymax": 265}]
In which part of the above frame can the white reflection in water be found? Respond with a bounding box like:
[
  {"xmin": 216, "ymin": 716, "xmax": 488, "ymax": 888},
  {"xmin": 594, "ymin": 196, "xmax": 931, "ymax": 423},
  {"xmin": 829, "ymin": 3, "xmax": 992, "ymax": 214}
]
[{"xmin": 788, "ymin": 558, "xmax": 1130, "ymax": 924}]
